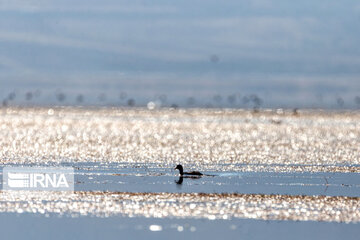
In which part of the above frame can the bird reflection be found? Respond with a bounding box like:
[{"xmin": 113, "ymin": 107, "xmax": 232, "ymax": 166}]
[
  {"xmin": 174, "ymin": 175, "xmax": 202, "ymax": 185},
  {"xmin": 175, "ymin": 176, "xmax": 183, "ymax": 184}
]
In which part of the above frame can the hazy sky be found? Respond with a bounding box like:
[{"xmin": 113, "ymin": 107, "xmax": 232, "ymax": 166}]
[{"xmin": 1, "ymin": 0, "xmax": 360, "ymax": 107}]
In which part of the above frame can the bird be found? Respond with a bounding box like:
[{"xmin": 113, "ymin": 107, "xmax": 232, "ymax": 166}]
[{"xmin": 174, "ymin": 164, "xmax": 203, "ymax": 176}]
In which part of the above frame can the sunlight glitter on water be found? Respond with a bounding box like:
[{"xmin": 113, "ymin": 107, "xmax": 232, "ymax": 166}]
[
  {"xmin": 0, "ymin": 107, "xmax": 360, "ymax": 170},
  {"xmin": 0, "ymin": 107, "xmax": 360, "ymax": 224},
  {"xmin": 0, "ymin": 191, "xmax": 359, "ymax": 223}
]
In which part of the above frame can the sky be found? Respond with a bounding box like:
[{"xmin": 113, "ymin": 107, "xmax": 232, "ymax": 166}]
[{"xmin": 1, "ymin": 0, "xmax": 360, "ymax": 108}]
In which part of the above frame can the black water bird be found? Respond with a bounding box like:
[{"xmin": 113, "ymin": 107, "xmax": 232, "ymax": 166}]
[{"xmin": 174, "ymin": 164, "xmax": 203, "ymax": 176}]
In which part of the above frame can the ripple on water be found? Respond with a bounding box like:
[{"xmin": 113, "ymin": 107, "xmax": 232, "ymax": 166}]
[
  {"xmin": 0, "ymin": 107, "xmax": 360, "ymax": 172},
  {"xmin": 0, "ymin": 191, "xmax": 359, "ymax": 223}
]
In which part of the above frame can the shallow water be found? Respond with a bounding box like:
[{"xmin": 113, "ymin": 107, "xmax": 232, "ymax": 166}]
[
  {"xmin": 1, "ymin": 214, "xmax": 359, "ymax": 240},
  {"xmin": 1, "ymin": 163, "xmax": 360, "ymax": 196},
  {"xmin": 0, "ymin": 107, "xmax": 360, "ymax": 239},
  {"xmin": 74, "ymin": 164, "xmax": 360, "ymax": 196}
]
